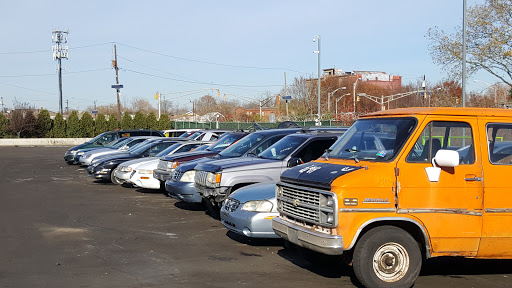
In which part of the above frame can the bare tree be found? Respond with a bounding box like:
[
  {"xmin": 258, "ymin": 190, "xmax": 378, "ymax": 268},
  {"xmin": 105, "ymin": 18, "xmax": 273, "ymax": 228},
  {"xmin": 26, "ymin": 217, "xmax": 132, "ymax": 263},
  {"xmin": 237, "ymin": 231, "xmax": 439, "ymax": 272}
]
[{"xmin": 131, "ymin": 98, "xmax": 155, "ymax": 114}]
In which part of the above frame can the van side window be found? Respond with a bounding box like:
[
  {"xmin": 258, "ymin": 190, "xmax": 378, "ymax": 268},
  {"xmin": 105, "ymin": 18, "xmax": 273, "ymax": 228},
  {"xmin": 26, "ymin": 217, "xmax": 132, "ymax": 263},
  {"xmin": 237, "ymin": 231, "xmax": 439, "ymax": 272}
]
[
  {"xmin": 406, "ymin": 121, "xmax": 474, "ymax": 164},
  {"xmin": 487, "ymin": 124, "xmax": 512, "ymax": 165}
]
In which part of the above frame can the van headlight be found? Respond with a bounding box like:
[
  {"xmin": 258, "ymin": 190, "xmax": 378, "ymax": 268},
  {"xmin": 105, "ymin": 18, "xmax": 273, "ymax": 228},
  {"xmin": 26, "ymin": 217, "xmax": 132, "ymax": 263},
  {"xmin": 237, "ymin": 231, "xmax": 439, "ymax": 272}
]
[
  {"xmin": 180, "ymin": 170, "xmax": 196, "ymax": 182},
  {"xmin": 242, "ymin": 200, "xmax": 273, "ymax": 212}
]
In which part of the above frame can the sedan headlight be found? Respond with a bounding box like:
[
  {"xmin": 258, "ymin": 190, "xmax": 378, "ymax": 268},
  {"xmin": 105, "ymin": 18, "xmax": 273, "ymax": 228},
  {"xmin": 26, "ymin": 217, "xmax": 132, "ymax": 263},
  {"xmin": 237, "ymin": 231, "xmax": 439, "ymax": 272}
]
[
  {"xmin": 242, "ymin": 200, "xmax": 273, "ymax": 212},
  {"xmin": 68, "ymin": 150, "xmax": 77, "ymax": 155},
  {"xmin": 138, "ymin": 169, "xmax": 153, "ymax": 175},
  {"xmin": 119, "ymin": 166, "xmax": 132, "ymax": 172},
  {"xmin": 180, "ymin": 170, "xmax": 196, "ymax": 182},
  {"xmin": 77, "ymin": 151, "xmax": 84, "ymax": 156}
]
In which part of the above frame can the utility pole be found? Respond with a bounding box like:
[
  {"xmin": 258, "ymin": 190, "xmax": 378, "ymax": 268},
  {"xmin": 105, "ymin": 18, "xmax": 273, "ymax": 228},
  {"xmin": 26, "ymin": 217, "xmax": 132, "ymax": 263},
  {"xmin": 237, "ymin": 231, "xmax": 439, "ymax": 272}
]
[
  {"xmin": 156, "ymin": 91, "xmax": 161, "ymax": 119},
  {"xmin": 52, "ymin": 30, "xmax": 69, "ymax": 115},
  {"xmin": 112, "ymin": 44, "xmax": 123, "ymax": 119},
  {"xmin": 0, "ymin": 97, "xmax": 4, "ymax": 113},
  {"xmin": 284, "ymin": 72, "xmax": 289, "ymax": 119},
  {"xmin": 65, "ymin": 99, "xmax": 69, "ymax": 114}
]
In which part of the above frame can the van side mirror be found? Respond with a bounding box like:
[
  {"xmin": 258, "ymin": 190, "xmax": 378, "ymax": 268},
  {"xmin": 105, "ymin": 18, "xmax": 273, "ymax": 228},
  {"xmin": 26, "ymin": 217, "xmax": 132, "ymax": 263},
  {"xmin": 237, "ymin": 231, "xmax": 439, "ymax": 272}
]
[
  {"xmin": 425, "ymin": 149, "xmax": 460, "ymax": 182},
  {"xmin": 433, "ymin": 149, "xmax": 460, "ymax": 168},
  {"xmin": 287, "ymin": 157, "xmax": 302, "ymax": 167}
]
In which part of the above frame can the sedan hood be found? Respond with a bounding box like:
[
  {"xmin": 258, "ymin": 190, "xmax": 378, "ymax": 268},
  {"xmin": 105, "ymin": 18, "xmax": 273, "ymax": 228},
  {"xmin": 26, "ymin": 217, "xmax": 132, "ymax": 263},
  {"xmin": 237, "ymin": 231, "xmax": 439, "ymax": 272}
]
[
  {"xmin": 160, "ymin": 150, "xmax": 218, "ymax": 162},
  {"xmin": 229, "ymin": 182, "xmax": 277, "ymax": 203},
  {"xmin": 119, "ymin": 157, "xmax": 157, "ymax": 168}
]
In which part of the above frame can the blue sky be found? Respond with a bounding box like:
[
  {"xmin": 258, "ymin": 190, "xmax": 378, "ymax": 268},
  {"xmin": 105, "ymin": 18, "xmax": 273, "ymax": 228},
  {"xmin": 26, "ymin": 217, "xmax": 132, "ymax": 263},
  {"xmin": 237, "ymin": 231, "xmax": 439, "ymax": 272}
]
[{"xmin": 0, "ymin": 0, "xmax": 489, "ymax": 112}]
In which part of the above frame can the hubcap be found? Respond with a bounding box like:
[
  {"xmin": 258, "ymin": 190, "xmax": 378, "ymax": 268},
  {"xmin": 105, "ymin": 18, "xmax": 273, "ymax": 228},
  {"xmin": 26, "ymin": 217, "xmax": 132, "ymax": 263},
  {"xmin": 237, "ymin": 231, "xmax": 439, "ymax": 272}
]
[{"xmin": 372, "ymin": 242, "xmax": 409, "ymax": 282}]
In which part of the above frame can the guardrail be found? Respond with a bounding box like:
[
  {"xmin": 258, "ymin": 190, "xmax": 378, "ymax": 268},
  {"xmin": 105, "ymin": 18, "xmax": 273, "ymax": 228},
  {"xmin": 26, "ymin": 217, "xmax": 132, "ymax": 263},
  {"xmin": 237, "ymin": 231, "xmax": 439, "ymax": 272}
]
[{"xmin": 0, "ymin": 138, "xmax": 92, "ymax": 147}]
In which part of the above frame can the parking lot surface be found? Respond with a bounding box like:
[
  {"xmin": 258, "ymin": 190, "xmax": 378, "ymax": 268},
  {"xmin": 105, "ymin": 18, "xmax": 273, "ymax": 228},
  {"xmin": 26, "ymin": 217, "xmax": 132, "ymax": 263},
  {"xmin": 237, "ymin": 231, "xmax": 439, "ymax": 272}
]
[{"xmin": 1, "ymin": 147, "xmax": 511, "ymax": 288}]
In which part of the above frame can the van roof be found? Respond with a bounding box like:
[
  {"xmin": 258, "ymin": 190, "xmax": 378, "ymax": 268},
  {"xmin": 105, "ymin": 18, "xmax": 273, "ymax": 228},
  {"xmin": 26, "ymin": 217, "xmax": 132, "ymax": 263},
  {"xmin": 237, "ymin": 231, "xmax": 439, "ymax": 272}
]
[{"xmin": 362, "ymin": 107, "xmax": 512, "ymax": 118}]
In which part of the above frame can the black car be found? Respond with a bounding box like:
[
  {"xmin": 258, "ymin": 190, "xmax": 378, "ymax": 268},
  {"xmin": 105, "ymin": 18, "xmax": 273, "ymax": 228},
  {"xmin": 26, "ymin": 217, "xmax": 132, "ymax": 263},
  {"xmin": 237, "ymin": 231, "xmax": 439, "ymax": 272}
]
[
  {"xmin": 64, "ymin": 129, "xmax": 164, "ymax": 164},
  {"xmin": 88, "ymin": 138, "xmax": 181, "ymax": 183}
]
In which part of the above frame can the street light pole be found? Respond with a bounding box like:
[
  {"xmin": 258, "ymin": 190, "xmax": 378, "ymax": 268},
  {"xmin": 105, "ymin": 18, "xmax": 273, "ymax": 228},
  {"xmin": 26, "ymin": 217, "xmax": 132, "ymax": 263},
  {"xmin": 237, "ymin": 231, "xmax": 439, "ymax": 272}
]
[
  {"xmin": 353, "ymin": 78, "xmax": 360, "ymax": 114},
  {"xmin": 474, "ymin": 80, "xmax": 497, "ymax": 107},
  {"xmin": 313, "ymin": 35, "xmax": 321, "ymax": 124},
  {"xmin": 335, "ymin": 93, "xmax": 351, "ymax": 119},
  {"xmin": 328, "ymin": 87, "xmax": 346, "ymax": 114}
]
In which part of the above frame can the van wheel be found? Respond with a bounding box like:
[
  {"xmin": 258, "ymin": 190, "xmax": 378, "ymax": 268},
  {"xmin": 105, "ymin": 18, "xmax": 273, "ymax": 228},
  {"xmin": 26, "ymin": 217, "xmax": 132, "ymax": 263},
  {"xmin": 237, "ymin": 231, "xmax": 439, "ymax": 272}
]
[
  {"xmin": 353, "ymin": 226, "xmax": 421, "ymax": 288},
  {"xmin": 110, "ymin": 168, "xmax": 122, "ymax": 185}
]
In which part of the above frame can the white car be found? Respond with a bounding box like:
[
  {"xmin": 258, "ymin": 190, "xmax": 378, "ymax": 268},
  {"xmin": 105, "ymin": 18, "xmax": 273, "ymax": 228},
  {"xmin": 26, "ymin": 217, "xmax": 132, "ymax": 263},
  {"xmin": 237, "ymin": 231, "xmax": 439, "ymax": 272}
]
[
  {"xmin": 127, "ymin": 160, "xmax": 161, "ymax": 189},
  {"xmin": 114, "ymin": 141, "xmax": 206, "ymax": 185}
]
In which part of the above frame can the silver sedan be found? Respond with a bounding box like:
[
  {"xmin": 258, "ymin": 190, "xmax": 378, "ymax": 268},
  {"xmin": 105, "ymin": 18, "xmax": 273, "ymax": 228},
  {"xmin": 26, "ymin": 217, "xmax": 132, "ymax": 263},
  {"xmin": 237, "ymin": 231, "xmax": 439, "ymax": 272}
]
[{"xmin": 220, "ymin": 182, "xmax": 279, "ymax": 238}]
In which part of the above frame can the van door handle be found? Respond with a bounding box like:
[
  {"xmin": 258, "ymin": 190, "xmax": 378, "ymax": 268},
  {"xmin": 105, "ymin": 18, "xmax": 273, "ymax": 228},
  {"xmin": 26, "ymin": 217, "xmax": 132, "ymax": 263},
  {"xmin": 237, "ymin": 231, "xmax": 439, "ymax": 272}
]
[{"xmin": 464, "ymin": 176, "xmax": 482, "ymax": 182}]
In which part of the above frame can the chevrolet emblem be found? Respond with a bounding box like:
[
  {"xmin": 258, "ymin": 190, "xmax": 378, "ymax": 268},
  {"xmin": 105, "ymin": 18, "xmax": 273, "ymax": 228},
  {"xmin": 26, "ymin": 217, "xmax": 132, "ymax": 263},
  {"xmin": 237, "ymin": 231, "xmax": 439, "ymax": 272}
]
[{"xmin": 292, "ymin": 199, "xmax": 301, "ymax": 207}]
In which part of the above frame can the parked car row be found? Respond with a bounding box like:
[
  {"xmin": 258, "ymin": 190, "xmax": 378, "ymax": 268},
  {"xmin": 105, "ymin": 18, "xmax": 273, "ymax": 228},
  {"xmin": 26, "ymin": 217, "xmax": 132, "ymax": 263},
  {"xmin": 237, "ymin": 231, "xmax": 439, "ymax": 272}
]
[{"xmin": 64, "ymin": 126, "xmax": 358, "ymax": 283}]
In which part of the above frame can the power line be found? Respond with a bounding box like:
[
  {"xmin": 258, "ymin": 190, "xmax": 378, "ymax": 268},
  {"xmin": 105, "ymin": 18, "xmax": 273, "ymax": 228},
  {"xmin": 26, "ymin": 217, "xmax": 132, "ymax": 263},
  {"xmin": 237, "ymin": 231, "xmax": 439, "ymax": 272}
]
[
  {"xmin": 0, "ymin": 67, "xmax": 110, "ymax": 78},
  {"xmin": 123, "ymin": 68, "xmax": 282, "ymax": 88},
  {"xmin": 116, "ymin": 42, "xmax": 307, "ymax": 74},
  {"xmin": 0, "ymin": 42, "xmax": 113, "ymax": 55}
]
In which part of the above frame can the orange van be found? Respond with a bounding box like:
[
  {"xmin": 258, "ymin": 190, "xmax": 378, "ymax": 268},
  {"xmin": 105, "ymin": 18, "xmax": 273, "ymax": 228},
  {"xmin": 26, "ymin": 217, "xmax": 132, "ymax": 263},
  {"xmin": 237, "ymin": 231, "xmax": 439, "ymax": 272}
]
[{"xmin": 272, "ymin": 107, "xmax": 512, "ymax": 288}]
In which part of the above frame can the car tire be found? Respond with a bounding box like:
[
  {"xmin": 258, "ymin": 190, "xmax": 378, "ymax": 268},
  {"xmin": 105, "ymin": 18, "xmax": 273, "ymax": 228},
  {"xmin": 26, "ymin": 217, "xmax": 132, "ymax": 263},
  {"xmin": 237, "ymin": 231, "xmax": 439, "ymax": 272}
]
[
  {"xmin": 353, "ymin": 226, "xmax": 422, "ymax": 288},
  {"xmin": 204, "ymin": 198, "xmax": 221, "ymax": 220},
  {"xmin": 110, "ymin": 167, "xmax": 122, "ymax": 185}
]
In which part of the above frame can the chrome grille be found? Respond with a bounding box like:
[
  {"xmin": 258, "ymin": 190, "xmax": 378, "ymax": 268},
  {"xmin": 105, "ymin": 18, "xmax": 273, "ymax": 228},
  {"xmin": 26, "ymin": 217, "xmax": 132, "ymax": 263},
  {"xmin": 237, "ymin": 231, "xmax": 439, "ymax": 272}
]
[
  {"xmin": 195, "ymin": 170, "xmax": 208, "ymax": 187},
  {"xmin": 157, "ymin": 160, "xmax": 167, "ymax": 170},
  {"xmin": 170, "ymin": 170, "xmax": 182, "ymax": 182},
  {"xmin": 277, "ymin": 183, "xmax": 336, "ymax": 227},
  {"xmin": 223, "ymin": 198, "xmax": 240, "ymax": 213}
]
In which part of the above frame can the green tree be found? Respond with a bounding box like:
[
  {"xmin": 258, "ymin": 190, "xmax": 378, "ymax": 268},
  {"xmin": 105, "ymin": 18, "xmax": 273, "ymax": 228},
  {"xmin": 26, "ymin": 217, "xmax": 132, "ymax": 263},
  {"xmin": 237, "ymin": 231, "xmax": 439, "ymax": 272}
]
[
  {"xmin": 95, "ymin": 113, "xmax": 109, "ymax": 135},
  {"xmin": 66, "ymin": 111, "xmax": 81, "ymax": 137},
  {"xmin": 158, "ymin": 114, "xmax": 171, "ymax": 130},
  {"xmin": 132, "ymin": 111, "xmax": 147, "ymax": 129},
  {"xmin": 120, "ymin": 112, "xmax": 133, "ymax": 130},
  {"xmin": 427, "ymin": 1, "xmax": 512, "ymax": 87},
  {"xmin": 52, "ymin": 113, "xmax": 66, "ymax": 137},
  {"xmin": 80, "ymin": 112, "xmax": 95, "ymax": 137},
  {"xmin": 146, "ymin": 112, "xmax": 158, "ymax": 130},
  {"xmin": 36, "ymin": 109, "xmax": 52, "ymax": 137},
  {"xmin": 108, "ymin": 114, "xmax": 119, "ymax": 131},
  {"xmin": 0, "ymin": 113, "xmax": 8, "ymax": 138}
]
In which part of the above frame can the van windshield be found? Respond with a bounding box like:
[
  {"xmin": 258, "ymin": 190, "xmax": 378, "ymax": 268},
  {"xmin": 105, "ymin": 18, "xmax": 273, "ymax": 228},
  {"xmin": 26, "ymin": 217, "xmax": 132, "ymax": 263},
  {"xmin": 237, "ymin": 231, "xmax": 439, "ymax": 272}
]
[{"xmin": 329, "ymin": 117, "xmax": 416, "ymax": 162}]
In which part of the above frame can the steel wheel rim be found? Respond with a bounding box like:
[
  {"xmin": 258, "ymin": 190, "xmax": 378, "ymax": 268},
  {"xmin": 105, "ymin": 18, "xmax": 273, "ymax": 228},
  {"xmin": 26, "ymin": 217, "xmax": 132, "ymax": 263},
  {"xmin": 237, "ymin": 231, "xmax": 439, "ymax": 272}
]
[{"xmin": 372, "ymin": 242, "xmax": 409, "ymax": 282}]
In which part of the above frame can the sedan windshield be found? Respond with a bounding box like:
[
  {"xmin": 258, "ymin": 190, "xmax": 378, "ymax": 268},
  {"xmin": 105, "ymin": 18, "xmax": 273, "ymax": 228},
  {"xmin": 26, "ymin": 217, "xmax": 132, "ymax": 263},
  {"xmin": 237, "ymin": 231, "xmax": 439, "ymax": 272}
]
[
  {"xmin": 129, "ymin": 141, "xmax": 153, "ymax": 155},
  {"xmin": 156, "ymin": 143, "xmax": 182, "ymax": 157},
  {"xmin": 329, "ymin": 117, "xmax": 416, "ymax": 162},
  {"xmin": 208, "ymin": 133, "xmax": 244, "ymax": 152},
  {"xmin": 219, "ymin": 133, "xmax": 264, "ymax": 157},
  {"xmin": 108, "ymin": 138, "xmax": 130, "ymax": 148},
  {"xmin": 258, "ymin": 135, "xmax": 304, "ymax": 160}
]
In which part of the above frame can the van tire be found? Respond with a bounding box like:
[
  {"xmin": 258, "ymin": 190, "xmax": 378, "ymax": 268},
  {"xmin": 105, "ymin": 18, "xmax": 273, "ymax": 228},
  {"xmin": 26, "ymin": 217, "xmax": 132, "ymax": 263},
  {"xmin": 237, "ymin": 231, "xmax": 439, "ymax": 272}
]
[{"xmin": 353, "ymin": 226, "xmax": 422, "ymax": 288}]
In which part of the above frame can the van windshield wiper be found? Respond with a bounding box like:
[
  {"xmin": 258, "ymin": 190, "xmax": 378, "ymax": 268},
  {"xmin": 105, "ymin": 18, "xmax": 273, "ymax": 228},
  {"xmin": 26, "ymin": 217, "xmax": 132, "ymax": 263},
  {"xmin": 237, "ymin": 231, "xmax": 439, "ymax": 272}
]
[{"xmin": 345, "ymin": 147, "xmax": 360, "ymax": 163}]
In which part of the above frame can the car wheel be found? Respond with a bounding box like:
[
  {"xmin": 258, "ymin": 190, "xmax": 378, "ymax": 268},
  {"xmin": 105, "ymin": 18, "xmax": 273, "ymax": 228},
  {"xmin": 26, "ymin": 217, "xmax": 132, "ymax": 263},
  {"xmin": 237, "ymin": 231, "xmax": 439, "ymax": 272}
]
[
  {"xmin": 110, "ymin": 168, "xmax": 122, "ymax": 185},
  {"xmin": 353, "ymin": 226, "xmax": 422, "ymax": 288},
  {"xmin": 204, "ymin": 198, "xmax": 221, "ymax": 220}
]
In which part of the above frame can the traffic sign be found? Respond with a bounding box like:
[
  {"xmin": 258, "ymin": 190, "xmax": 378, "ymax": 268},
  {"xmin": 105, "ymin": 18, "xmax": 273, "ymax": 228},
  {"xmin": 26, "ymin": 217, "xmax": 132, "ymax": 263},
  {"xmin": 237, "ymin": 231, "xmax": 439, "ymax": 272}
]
[{"xmin": 111, "ymin": 84, "xmax": 123, "ymax": 89}]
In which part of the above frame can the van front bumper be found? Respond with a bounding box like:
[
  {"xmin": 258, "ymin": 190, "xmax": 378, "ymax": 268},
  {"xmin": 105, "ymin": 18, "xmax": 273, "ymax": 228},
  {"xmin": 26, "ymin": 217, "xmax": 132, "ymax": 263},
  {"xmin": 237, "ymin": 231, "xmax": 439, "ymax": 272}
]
[{"xmin": 272, "ymin": 217, "xmax": 344, "ymax": 256}]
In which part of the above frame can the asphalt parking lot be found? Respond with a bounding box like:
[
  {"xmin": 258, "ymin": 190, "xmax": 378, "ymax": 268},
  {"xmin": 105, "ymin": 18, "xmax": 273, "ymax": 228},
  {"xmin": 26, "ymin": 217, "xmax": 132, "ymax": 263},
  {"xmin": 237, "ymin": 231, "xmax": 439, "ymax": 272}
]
[{"xmin": 1, "ymin": 147, "xmax": 512, "ymax": 288}]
